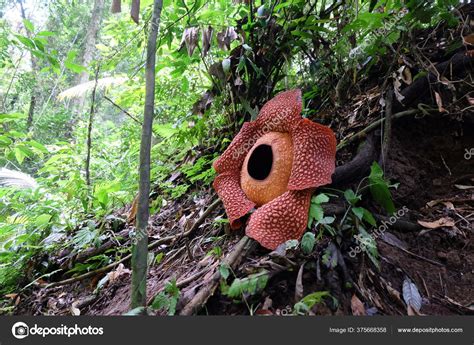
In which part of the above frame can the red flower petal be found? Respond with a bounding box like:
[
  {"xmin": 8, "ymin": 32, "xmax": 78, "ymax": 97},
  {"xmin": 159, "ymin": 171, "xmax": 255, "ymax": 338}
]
[
  {"xmin": 255, "ymin": 89, "xmax": 303, "ymax": 132},
  {"xmin": 213, "ymin": 122, "xmax": 261, "ymax": 174},
  {"xmin": 288, "ymin": 118, "xmax": 336, "ymax": 191},
  {"xmin": 246, "ymin": 189, "xmax": 313, "ymax": 250},
  {"xmin": 213, "ymin": 171, "xmax": 255, "ymax": 229}
]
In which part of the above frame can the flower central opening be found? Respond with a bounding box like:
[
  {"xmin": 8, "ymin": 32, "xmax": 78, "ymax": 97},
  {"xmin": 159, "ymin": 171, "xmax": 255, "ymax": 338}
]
[{"xmin": 247, "ymin": 144, "xmax": 273, "ymax": 180}]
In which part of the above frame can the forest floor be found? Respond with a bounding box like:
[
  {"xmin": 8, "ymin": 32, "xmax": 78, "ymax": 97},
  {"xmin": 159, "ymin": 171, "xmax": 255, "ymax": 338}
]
[{"xmin": 13, "ymin": 6, "xmax": 474, "ymax": 316}]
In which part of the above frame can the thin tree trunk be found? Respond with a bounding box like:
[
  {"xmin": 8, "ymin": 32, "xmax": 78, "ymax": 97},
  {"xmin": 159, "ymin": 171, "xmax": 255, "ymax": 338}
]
[
  {"xmin": 26, "ymin": 95, "xmax": 36, "ymax": 129},
  {"xmin": 131, "ymin": 0, "xmax": 163, "ymax": 309},
  {"xmin": 18, "ymin": 0, "xmax": 37, "ymax": 131},
  {"xmin": 85, "ymin": 67, "xmax": 99, "ymax": 187}
]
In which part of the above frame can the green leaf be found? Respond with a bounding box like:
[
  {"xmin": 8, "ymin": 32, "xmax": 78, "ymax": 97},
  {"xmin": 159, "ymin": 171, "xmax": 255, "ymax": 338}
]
[
  {"xmin": 294, "ymin": 291, "xmax": 331, "ymax": 315},
  {"xmin": 64, "ymin": 61, "xmax": 87, "ymax": 73},
  {"xmin": 219, "ymin": 262, "xmax": 230, "ymax": 280},
  {"xmin": 23, "ymin": 19, "xmax": 34, "ymax": 33},
  {"xmin": 352, "ymin": 207, "xmax": 364, "ymax": 220},
  {"xmin": 285, "ymin": 239, "xmax": 299, "ymax": 250},
  {"xmin": 14, "ymin": 147, "xmax": 26, "ymax": 164},
  {"xmin": 26, "ymin": 140, "xmax": 48, "ymax": 153},
  {"xmin": 151, "ymin": 280, "xmax": 180, "ymax": 315},
  {"xmin": 368, "ymin": 162, "xmax": 395, "ymax": 214},
  {"xmin": 291, "ymin": 30, "xmax": 313, "ymax": 39},
  {"xmin": 344, "ymin": 189, "xmax": 361, "ymax": 205},
  {"xmin": 309, "ymin": 203, "xmax": 324, "ymax": 221},
  {"xmin": 357, "ymin": 226, "xmax": 380, "ymax": 269},
  {"xmin": 15, "ymin": 34, "xmax": 35, "ymax": 49},
  {"xmin": 154, "ymin": 252, "xmax": 164, "ymax": 265},
  {"xmin": 0, "ymin": 113, "xmax": 27, "ymax": 121},
  {"xmin": 301, "ymin": 232, "xmax": 316, "ymax": 255},
  {"xmin": 153, "ymin": 123, "xmax": 177, "ymax": 138},
  {"xmin": 226, "ymin": 271, "xmax": 269, "ymax": 299},
  {"xmin": 362, "ymin": 208, "xmax": 377, "ymax": 226},
  {"xmin": 35, "ymin": 214, "xmax": 52, "ymax": 228},
  {"xmin": 0, "ymin": 135, "xmax": 12, "ymax": 146},
  {"xmin": 37, "ymin": 31, "xmax": 55, "ymax": 37},
  {"xmin": 319, "ymin": 216, "xmax": 335, "ymax": 225},
  {"xmin": 312, "ymin": 193, "xmax": 329, "ymax": 204}
]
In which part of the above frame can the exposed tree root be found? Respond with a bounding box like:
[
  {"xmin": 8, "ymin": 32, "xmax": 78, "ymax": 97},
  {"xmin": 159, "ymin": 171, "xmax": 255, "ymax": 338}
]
[{"xmin": 179, "ymin": 236, "xmax": 255, "ymax": 315}]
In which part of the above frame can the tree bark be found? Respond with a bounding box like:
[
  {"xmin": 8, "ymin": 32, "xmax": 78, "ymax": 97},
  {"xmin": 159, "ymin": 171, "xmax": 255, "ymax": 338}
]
[
  {"xmin": 85, "ymin": 67, "xmax": 99, "ymax": 187},
  {"xmin": 18, "ymin": 0, "xmax": 37, "ymax": 131},
  {"xmin": 131, "ymin": 0, "xmax": 163, "ymax": 309}
]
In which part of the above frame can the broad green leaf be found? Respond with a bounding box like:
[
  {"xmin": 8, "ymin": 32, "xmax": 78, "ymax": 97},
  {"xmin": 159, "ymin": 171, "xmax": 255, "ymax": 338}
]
[
  {"xmin": 35, "ymin": 214, "xmax": 52, "ymax": 228},
  {"xmin": 219, "ymin": 262, "xmax": 230, "ymax": 280},
  {"xmin": 301, "ymin": 232, "xmax": 316, "ymax": 255},
  {"xmin": 312, "ymin": 193, "xmax": 329, "ymax": 204},
  {"xmin": 0, "ymin": 135, "xmax": 12, "ymax": 146},
  {"xmin": 155, "ymin": 252, "xmax": 164, "ymax": 265},
  {"xmin": 344, "ymin": 189, "xmax": 361, "ymax": 205},
  {"xmin": 15, "ymin": 34, "xmax": 35, "ymax": 49},
  {"xmin": 14, "ymin": 147, "xmax": 25, "ymax": 164},
  {"xmin": 226, "ymin": 271, "xmax": 269, "ymax": 298},
  {"xmin": 362, "ymin": 208, "xmax": 377, "ymax": 226},
  {"xmin": 23, "ymin": 19, "xmax": 34, "ymax": 32},
  {"xmin": 294, "ymin": 291, "xmax": 331, "ymax": 315},
  {"xmin": 352, "ymin": 207, "xmax": 364, "ymax": 220},
  {"xmin": 65, "ymin": 61, "xmax": 87, "ymax": 73},
  {"xmin": 37, "ymin": 31, "xmax": 55, "ymax": 37},
  {"xmin": 0, "ymin": 113, "xmax": 27, "ymax": 120},
  {"xmin": 368, "ymin": 162, "xmax": 395, "ymax": 215}
]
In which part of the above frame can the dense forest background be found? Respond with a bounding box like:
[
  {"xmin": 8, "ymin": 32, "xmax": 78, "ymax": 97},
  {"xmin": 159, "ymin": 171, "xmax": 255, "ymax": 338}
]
[{"xmin": 0, "ymin": 0, "xmax": 473, "ymax": 315}]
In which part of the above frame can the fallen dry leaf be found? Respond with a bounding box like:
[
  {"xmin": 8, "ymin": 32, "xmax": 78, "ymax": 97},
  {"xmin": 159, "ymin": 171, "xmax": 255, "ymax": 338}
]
[
  {"xmin": 107, "ymin": 263, "xmax": 131, "ymax": 283},
  {"xmin": 71, "ymin": 301, "xmax": 81, "ymax": 316},
  {"xmin": 426, "ymin": 199, "xmax": 455, "ymax": 210},
  {"xmin": 386, "ymin": 285, "xmax": 404, "ymax": 306},
  {"xmin": 417, "ymin": 217, "xmax": 455, "ymax": 229},
  {"xmin": 393, "ymin": 76, "xmax": 405, "ymax": 102},
  {"xmin": 351, "ymin": 294, "xmax": 366, "ymax": 316},
  {"xmin": 399, "ymin": 66, "xmax": 412, "ymax": 85},
  {"xmin": 463, "ymin": 33, "xmax": 474, "ymax": 46},
  {"xmin": 442, "ymin": 201, "xmax": 455, "ymax": 210}
]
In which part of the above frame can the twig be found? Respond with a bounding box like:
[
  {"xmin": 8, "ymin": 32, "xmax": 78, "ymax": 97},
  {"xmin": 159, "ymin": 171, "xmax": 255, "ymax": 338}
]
[
  {"xmin": 176, "ymin": 267, "xmax": 210, "ymax": 288},
  {"xmin": 337, "ymin": 109, "xmax": 419, "ymax": 150},
  {"xmin": 104, "ymin": 95, "xmax": 142, "ymax": 125},
  {"xmin": 385, "ymin": 241, "xmax": 444, "ymax": 267},
  {"xmin": 179, "ymin": 236, "xmax": 254, "ymax": 315},
  {"xmin": 381, "ymin": 88, "xmax": 393, "ymax": 169}
]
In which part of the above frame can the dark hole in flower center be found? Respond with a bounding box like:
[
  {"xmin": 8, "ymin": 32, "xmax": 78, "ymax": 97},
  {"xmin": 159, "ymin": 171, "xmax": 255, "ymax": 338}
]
[{"xmin": 247, "ymin": 144, "xmax": 273, "ymax": 180}]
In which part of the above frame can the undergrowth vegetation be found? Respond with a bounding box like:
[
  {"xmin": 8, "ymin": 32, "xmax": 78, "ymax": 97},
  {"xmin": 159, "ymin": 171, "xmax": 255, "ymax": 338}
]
[{"xmin": 0, "ymin": 0, "xmax": 462, "ymax": 300}]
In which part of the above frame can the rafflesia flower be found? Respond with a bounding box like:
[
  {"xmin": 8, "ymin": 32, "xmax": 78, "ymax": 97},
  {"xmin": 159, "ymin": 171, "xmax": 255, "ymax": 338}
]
[{"xmin": 213, "ymin": 89, "xmax": 336, "ymax": 250}]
